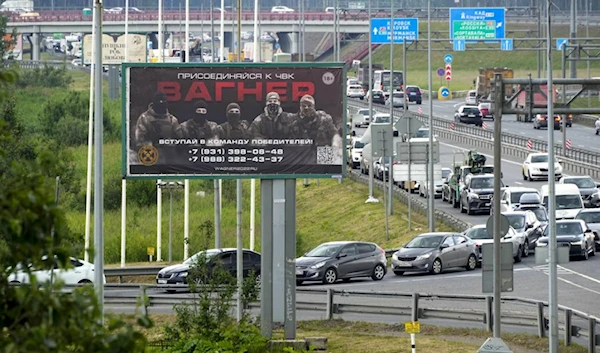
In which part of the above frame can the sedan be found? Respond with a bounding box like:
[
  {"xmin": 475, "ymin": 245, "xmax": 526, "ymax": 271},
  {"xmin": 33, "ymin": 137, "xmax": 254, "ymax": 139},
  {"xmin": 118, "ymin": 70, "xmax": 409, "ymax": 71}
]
[
  {"xmin": 367, "ymin": 89, "xmax": 386, "ymax": 104},
  {"xmin": 295, "ymin": 241, "xmax": 387, "ymax": 285},
  {"xmin": 463, "ymin": 224, "xmax": 523, "ymax": 264},
  {"xmin": 533, "ymin": 114, "xmax": 560, "ymax": 130},
  {"xmin": 391, "ymin": 233, "xmax": 478, "ymax": 275},
  {"xmin": 536, "ymin": 220, "xmax": 596, "ymax": 260},
  {"xmin": 156, "ymin": 248, "xmax": 261, "ymax": 292},
  {"xmin": 454, "ymin": 105, "xmax": 483, "ymax": 126},
  {"xmin": 522, "ymin": 152, "xmax": 562, "ymax": 181},
  {"xmin": 575, "ymin": 209, "xmax": 600, "ymax": 249},
  {"xmin": 8, "ymin": 257, "xmax": 104, "ymax": 285}
]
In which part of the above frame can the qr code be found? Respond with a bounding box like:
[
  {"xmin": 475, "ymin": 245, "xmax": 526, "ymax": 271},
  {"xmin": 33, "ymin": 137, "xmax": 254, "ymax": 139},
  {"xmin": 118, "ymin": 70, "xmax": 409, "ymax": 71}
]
[{"xmin": 317, "ymin": 146, "xmax": 339, "ymax": 165}]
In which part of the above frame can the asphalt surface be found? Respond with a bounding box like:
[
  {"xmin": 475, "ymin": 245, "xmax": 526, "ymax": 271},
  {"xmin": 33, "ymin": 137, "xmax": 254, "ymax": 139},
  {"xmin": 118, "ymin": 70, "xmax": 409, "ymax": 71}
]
[{"xmin": 398, "ymin": 97, "xmax": 600, "ymax": 153}]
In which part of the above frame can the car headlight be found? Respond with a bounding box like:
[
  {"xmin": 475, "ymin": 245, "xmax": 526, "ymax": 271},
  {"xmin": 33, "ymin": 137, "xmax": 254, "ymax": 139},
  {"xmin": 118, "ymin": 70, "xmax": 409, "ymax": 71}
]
[
  {"xmin": 177, "ymin": 272, "xmax": 188, "ymax": 277},
  {"xmin": 571, "ymin": 240, "xmax": 583, "ymax": 246},
  {"xmin": 468, "ymin": 192, "xmax": 479, "ymax": 199},
  {"xmin": 537, "ymin": 242, "xmax": 548, "ymax": 247},
  {"xmin": 591, "ymin": 192, "xmax": 600, "ymax": 199},
  {"xmin": 532, "ymin": 168, "xmax": 539, "ymax": 172},
  {"xmin": 392, "ymin": 253, "xmax": 398, "ymax": 260},
  {"xmin": 416, "ymin": 253, "xmax": 432, "ymax": 261},
  {"xmin": 310, "ymin": 261, "xmax": 326, "ymax": 269}
]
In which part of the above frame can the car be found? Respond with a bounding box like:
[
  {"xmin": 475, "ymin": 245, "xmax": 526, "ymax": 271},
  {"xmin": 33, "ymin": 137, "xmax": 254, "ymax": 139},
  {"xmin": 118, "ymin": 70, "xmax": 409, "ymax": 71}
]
[
  {"xmin": 401, "ymin": 126, "xmax": 430, "ymax": 142},
  {"xmin": 71, "ymin": 58, "xmax": 82, "ymax": 66},
  {"xmin": 522, "ymin": 152, "xmax": 562, "ymax": 181},
  {"xmin": 352, "ymin": 108, "xmax": 375, "ymax": 127},
  {"xmin": 533, "ymin": 114, "xmax": 560, "ymax": 130},
  {"xmin": 478, "ymin": 102, "xmax": 493, "ymax": 120},
  {"xmin": 536, "ymin": 219, "xmax": 596, "ymax": 260},
  {"xmin": 347, "ymin": 78, "xmax": 360, "ymax": 86},
  {"xmin": 465, "ymin": 90, "xmax": 477, "ymax": 105},
  {"xmin": 156, "ymin": 248, "xmax": 261, "ymax": 291},
  {"xmin": 347, "ymin": 137, "xmax": 364, "ymax": 168},
  {"xmin": 8, "ymin": 256, "xmax": 105, "ymax": 285},
  {"xmin": 515, "ymin": 197, "xmax": 549, "ymax": 231},
  {"xmin": 404, "ymin": 85, "xmax": 422, "ymax": 104},
  {"xmin": 295, "ymin": 241, "xmax": 387, "ymax": 285},
  {"xmin": 347, "ymin": 84, "xmax": 365, "ymax": 99},
  {"xmin": 441, "ymin": 170, "xmax": 455, "ymax": 203},
  {"xmin": 385, "ymin": 91, "xmax": 405, "ymax": 108},
  {"xmin": 391, "ymin": 232, "xmax": 478, "ymax": 275},
  {"xmin": 366, "ymin": 89, "xmax": 386, "ymax": 104},
  {"xmin": 418, "ymin": 174, "xmax": 446, "ymax": 199},
  {"xmin": 463, "ymin": 224, "xmax": 524, "ymax": 264},
  {"xmin": 499, "ymin": 187, "xmax": 540, "ymax": 213},
  {"xmin": 558, "ymin": 176, "xmax": 600, "ymax": 208},
  {"xmin": 271, "ymin": 6, "xmax": 294, "ymax": 13},
  {"xmin": 374, "ymin": 156, "xmax": 392, "ymax": 180},
  {"xmin": 460, "ymin": 174, "xmax": 504, "ymax": 215},
  {"xmin": 372, "ymin": 113, "xmax": 399, "ymax": 136},
  {"xmin": 575, "ymin": 209, "xmax": 600, "ymax": 249},
  {"xmin": 542, "ymin": 183, "xmax": 585, "ymax": 220},
  {"xmin": 454, "ymin": 105, "xmax": 483, "ymax": 126},
  {"xmin": 502, "ymin": 210, "xmax": 544, "ymax": 255},
  {"xmin": 104, "ymin": 7, "xmax": 123, "ymax": 13}
]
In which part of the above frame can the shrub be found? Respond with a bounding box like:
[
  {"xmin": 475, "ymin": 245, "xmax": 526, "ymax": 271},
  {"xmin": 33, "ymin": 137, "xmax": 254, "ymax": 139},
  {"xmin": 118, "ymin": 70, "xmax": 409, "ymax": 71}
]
[{"xmin": 16, "ymin": 64, "xmax": 73, "ymax": 88}]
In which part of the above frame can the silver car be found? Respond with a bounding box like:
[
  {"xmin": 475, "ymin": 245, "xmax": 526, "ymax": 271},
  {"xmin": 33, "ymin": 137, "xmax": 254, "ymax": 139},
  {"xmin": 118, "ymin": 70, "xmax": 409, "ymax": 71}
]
[
  {"xmin": 463, "ymin": 224, "xmax": 523, "ymax": 264},
  {"xmin": 391, "ymin": 232, "xmax": 478, "ymax": 275}
]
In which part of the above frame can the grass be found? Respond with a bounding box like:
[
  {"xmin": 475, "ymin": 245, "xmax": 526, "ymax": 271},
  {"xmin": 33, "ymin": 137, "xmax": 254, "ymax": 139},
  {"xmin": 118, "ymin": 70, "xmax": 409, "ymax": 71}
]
[
  {"xmin": 110, "ymin": 314, "xmax": 587, "ymax": 353},
  {"xmin": 362, "ymin": 22, "xmax": 600, "ymax": 91}
]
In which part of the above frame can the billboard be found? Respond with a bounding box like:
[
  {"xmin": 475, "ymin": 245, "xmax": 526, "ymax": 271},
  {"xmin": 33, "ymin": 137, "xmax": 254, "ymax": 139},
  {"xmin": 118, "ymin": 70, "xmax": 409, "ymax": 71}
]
[
  {"xmin": 123, "ymin": 63, "xmax": 346, "ymax": 179},
  {"xmin": 83, "ymin": 33, "xmax": 147, "ymax": 64}
]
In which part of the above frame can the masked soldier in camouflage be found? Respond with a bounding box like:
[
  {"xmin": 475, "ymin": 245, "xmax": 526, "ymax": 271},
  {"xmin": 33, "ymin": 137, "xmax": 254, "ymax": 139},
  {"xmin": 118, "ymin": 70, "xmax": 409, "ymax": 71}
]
[
  {"xmin": 290, "ymin": 94, "xmax": 341, "ymax": 147},
  {"xmin": 180, "ymin": 100, "xmax": 220, "ymax": 140},
  {"xmin": 133, "ymin": 91, "xmax": 182, "ymax": 163},
  {"xmin": 218, "ymin": 102, "xmax": 250, "ymax": 139},
  {"xmin": 249, "ymin": 91, "xmax": 295, "ymax": 139}
]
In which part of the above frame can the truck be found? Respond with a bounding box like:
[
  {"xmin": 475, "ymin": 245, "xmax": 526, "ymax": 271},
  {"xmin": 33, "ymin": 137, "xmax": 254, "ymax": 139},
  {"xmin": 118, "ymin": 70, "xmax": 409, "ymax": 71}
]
[
  {"xmin": 474, "ymin": 67, "xmax": 514, "ymax": 102},
  {"xmin": 447, "ymin": 150, "xmax": 496, "ymax": 209},
  {"xmin": 515, "ymin": 84, "xmax": 558, "ymax": 122},
  {"xmin": 357, "ymin": 63, "xmax": 383, "ymax": 91}
]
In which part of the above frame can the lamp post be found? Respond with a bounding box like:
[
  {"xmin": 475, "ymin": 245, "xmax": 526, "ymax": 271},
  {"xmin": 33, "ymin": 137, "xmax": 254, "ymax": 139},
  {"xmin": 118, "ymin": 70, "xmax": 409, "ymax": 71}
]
[{"xmin": 157, "ymin": 181, "xmax": 184, "ymax": 263}]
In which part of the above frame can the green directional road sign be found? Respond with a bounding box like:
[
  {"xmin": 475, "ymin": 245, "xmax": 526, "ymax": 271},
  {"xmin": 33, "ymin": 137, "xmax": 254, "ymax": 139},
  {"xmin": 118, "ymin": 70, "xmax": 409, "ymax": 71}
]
[{"xmin": 452, "ymin": 20, "xmax": 496, "ymax": 40}]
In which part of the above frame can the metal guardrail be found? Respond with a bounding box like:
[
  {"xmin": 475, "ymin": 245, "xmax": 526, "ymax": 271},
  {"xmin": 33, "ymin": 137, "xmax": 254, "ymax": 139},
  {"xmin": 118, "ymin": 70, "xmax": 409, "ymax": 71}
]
[
  {"xmin": 98, "ymin": 285, "xmax": 599, "ymax": 352},
  {"xmin": 4, "ymin": 59, "xmax": 83, "ymax": 70},
  {"xmin": 348, "ymin": 100, "xmax": 600, "ymax": 179}
]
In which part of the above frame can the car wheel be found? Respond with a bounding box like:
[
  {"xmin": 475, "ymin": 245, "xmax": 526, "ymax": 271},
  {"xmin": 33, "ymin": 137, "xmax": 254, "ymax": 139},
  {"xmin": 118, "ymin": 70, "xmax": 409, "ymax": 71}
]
[
  {"xmin": 255, "ymin": 273, "xmax": 261, "ymax": 285},
  {"xmin": 467, "ymin": 203, "xmax": 474, "ymax": 215},
  {"xmin": 527, "ymin": 171, "xmax": 533, "ymax": 181},
  {"xmin": 514, "ymin": 246, "xmax": 522, "ymax": 263},
  {"xmin": 430, "ymin": 258, "xmax": 442, "ymax": 275},
  {"xmin": 460, "ymin": 199, "xmax": 467, "ymax": 213},
  {"xmin": 78, "ymin": 279, "xmax": 92, "ymax": 284},
  {"xmin": 583, "ymin": 244, "xmax": 590, "ymax": 260},
  {"xmin": 296, "ymin": 280, "xmax": 303, "ymax": 286},
  {"xmin": 417, "ymin": 100, "xmax": 422, "ymax": 105},
  {"xmin": 522, "ymin": 240, "xmax": 530, "ymax": 257},
  {"xmin": 322, "ymin": 268, "xmax": 338, "ymax": 284},
  {"xmin": 441, "ymin": 192, "xmax": 446, "ymax": 202},
  {"xmin": 371, "ymin": 264, "xmax": 386, "ymax": 281},
  {"xmin": 393, "ymin": 271, "xmax": 404, "ymax": 276},
  {"xmin": 465, "ymin": 254, "xmax": 477, "ymax": 271}
]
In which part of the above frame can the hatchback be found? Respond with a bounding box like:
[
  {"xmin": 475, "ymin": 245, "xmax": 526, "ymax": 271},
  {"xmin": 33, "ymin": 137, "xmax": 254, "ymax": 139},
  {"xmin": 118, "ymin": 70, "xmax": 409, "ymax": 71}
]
[
  {"xmin": 295, "ymin": 241, "xmax": 387, "ymax": 285},
  {"xmin": 455, "ymin": 105, "xmax": 483, "ymax": 126}
]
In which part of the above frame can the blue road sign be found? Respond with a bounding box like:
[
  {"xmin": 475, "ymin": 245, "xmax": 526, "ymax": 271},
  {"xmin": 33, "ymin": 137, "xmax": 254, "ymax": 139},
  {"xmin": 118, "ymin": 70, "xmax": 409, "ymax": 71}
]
[
  {"xmin": 453, "ymin": 39, "xmax": 465, "ymax": 51},
  {"xmin": 440, "ymin": 87, "xmax": 450, "ymax": 98},
  {"xmin": 370, "ymin": 18, "xmax": 419, "ymax": 44},
  {"xmin": 444, "ymin": 54, "xmax": 453, "ymax": 64},
  {"xmin": 556, "ymin": 38, "xmax": 568, "ymax": 50},
  {"xmin": 437, "ymin": 68, "xmax": 445, "ymax": 77},
  {"xmin": 501, "ymin": 38, "xmax": 513, "ymax": 51},
  {"xmin": 449, "ymin": 7, "xmax": 506, "ymax": 41}
]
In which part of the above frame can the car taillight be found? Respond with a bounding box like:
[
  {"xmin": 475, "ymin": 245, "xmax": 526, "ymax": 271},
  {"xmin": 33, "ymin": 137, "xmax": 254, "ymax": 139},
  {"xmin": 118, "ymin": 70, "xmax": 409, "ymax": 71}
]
[{"xmin": 417, "ymin": 90, "xmax": 421, "ymax": 94}]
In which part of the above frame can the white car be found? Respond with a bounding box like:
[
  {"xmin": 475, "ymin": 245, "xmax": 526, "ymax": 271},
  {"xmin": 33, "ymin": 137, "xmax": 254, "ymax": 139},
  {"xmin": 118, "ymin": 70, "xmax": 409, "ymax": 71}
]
[
  {"xmin": 8, "ymin": 257, "xmax": 105, "ymax": 285},
  {"xmin": 419, "ymin": 179, "xmax": 444, "ymax": 198},
  {"xmin": 271, "ymin": 6, "xmax": 294, "ymax": 13},
  {"xmin": 499, "ymin": 187, "xmax": 540, "ymax": 213},
  {"xmin": 347, "ymin": 84, "xmax": 365, "ymax": 99},
  {"xmin": 385, "ymin": 91, "xmax": 406, "ymax": 108},
  {"xmin": 352, "ymin": 108, "xmax": 375, "ymax": 127},
  {"xmin": 522, "ymin": 152, "xmax": 563, "ymax": 181},
  {"xmin": 463, "ymin": 224, "xmax": 525, "ymax": 263},
  {"xmin": 466, "ymin": 90, "xmax": 477, "ymax": 105}
]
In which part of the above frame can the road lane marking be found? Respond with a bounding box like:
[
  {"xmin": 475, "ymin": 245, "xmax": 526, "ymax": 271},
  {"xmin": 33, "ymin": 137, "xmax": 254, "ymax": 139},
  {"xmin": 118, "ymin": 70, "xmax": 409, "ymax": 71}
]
[
  {"xmin": 557, "ymin": 265, "xmax": 600, "ymax": 285},
  {"xmin": 531, "ymin": 264, "xmax": 600, "ymax": 296}
]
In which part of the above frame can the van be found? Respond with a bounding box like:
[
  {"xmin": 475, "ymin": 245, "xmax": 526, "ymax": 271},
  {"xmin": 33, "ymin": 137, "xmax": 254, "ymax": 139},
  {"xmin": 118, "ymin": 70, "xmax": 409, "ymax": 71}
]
[
  {"xmin": 466, "ymin": 90, "xmax": 477, "ymax": 105},
  {"xmin": 541, "ymin": 184, "xmax": 584, "ymax": 219}
]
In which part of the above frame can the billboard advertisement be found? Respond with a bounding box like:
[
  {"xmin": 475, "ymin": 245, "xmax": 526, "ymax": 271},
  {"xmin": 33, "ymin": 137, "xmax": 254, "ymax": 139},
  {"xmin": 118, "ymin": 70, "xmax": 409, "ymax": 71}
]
[
  {"xmin": 123, "ymin": 63, "xmax": 346, "ymax": 179},
  {"xmin": 83, "ymin": 33, "xmax": 147, "ymax": 64}
]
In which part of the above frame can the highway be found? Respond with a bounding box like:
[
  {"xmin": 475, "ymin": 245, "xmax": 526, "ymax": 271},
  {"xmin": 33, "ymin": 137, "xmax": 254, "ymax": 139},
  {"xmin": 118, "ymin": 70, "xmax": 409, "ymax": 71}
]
[{"xmin": 400, "ymin": 97, "xmax": 600, "ymax": 153}]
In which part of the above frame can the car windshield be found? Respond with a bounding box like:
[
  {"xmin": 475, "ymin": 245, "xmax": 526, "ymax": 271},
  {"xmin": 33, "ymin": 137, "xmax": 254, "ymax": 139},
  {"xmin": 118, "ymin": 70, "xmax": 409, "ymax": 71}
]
[
  {"xmin": 184, "ymin": 249, "xmax": 221, "ymax": 265},
  {"xmin": 505, "ymin": 214, "xmax": 526, "ymax": 230},
  {"xmin": 544, "ymin": 222, "xmax": 582, "ymax": 236},
  {"xmin": 463, "ymin": 107, "xmax": 479, "ymax": 114},
  {"xmin": 393, "ymin": 92, "xmax": 404, "ymax": 98},
  {"xmin": 531, "ymin": 155, "xmax": 548, "ymax": 163},
  {"xmin": 576, "ymin": 211, "xmax": 600, "ymax": 224},
  {"xmin": 547, "ymin": 195, "xmax": 584, "ymax": 209},
  {"xmin": 466, "ymin": 227, "xmax": 491, "ymax": 240},
  {"xmin": 354, "ymin": 140, "xmax": 365, "ymax": 148},
  {"xmin": 405, "ymin": 235, "xmax": 444, "ymax": 248},
  {"xmin": 564, "ymin": 177, "xmax": 596, "ymax": 189},
  {"xmin": 305, "ymin": 243, "xmax": 343, "ymax": 257},
  {"xmin": 530, "ymin": 208, "xmax": 548, "ymax": 221},
  {"xmin": 374, "ymin": 116, "xmax": 391, "ymax": 123},
  {"xmin": 470, "ymin": 177, "xmax": 493, "ymax": 188},
  {"xmin": 358, "ymin": 109, "xmax": 375, "ymax": 116},
  {"xmin": 406, "ymin": 86, "xmax": 419, "ymax": 92},
  {"xmin": 415, "ymin": 129, "xmax": 429, "ymax": 138}
]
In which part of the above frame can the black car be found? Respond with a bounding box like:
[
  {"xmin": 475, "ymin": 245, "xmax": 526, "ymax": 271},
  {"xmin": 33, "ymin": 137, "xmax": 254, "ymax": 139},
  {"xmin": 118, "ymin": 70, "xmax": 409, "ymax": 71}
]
[
  {"xmin": 404, "ymin": 85, "xmax": 422, "ymax": 104},
  {"xmin": 455, "ymin": 105, "xmax": 483, "ymax": 127},
  {"xmin": 156, "ymin": 248, "xmax": 261, "ymax": 292},
  {"xmin": 536, "ymin": 220, "xmax": 596, "ymax": 260},
  {"xmin": 369, "ymin": 90, "xmax": 386, "ymax": 104},
  {"xmin": 460, "ymin": 174, "xmax": 505, "ymax": 215},
  {"xmin": 295, "ymin": 241, "xmax": 387, "ymax": 285}
]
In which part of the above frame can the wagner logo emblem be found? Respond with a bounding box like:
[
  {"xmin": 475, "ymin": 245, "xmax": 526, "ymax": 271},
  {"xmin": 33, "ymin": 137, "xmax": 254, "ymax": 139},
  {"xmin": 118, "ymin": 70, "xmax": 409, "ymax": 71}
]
[
  {"xmin": 138, "ymin": 145, "xmax": 159, "ymax": 166},
  {"xmin": 322, "ymin": 72, "xmax": 335, "ymax": 85}
]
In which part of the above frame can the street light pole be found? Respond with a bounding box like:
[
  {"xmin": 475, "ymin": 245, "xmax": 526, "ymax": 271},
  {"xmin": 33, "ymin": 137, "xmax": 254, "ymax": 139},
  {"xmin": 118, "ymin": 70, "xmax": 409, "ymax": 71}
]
[{"xmin": 427, "ymin": 0, "xmax": 434, "ymax": 231}]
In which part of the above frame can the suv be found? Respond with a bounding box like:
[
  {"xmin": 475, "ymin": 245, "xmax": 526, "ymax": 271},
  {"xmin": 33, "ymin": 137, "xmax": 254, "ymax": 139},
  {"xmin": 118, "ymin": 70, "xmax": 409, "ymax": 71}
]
[
  {"xmin": 447, "ymin": 164, "xmax": 495, "ymax": 208},
  {"xmin": 455, "ymin": 105, "xmax": 483, "ymax": 126},
  {"xmin": 460, "ymin": 174, "xmax": 504, "ymax": 215},
  {"xmin": 404, "ymin": 85, "xmax": 422, "ymax": 104}
]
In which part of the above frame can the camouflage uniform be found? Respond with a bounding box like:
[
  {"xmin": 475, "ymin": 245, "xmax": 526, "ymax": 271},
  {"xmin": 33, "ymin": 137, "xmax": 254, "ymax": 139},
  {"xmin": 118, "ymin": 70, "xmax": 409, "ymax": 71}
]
[
  {"xmin": 249, "ymin": 91, "xmax": 295, "ymax": 140},
  {"xmin": 180, "ymin": 119, "xmax": 220, "ymax": 140},
  {"xmin": 290, "ymin": 110, "xmax": 339, "ymax": 146},
  {"xmin": 219, "ymin": 120, "xmax": 251, "ymax": 139},
  {"xmin": 133, "ymin": 103, "xmax": 183, "ymax": 164}
]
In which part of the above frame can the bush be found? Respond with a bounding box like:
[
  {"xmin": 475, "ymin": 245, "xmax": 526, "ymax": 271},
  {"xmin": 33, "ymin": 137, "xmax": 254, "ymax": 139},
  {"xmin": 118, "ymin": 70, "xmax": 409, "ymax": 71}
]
[{"xmin": 16, "ymin": 64, "xmax": 73, "ymax": 88}]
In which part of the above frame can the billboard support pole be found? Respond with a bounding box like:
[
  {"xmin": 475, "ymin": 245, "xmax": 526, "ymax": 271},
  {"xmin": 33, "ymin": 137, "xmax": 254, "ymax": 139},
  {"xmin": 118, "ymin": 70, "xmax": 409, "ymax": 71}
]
[
  {"xmin": 388, "ymin": 0, "xmax": 394, "ymax": 216},
  {"xmin": 427, "ymin": 0, "xmax": 435, "ymax": 231},
  {"xmin": 157, "ymin": 180, "xmax": 162, "ymax": 261},
  {"xmin": 365, "ymin": 0, "xmax": 378, "ymax": 205},
  {"xmin": 120, "ymin": 178, "xmax": 126, "ymax": 267},
  {"xmin": 214, "ymin": 179, "xmax": 221, "ymax": 248},
  {"xmin": 184, "ymin": 179, "xmax": 189, "ymax": 260},
  {"xmin": 250, "ymin": 179, "xmax": 255, "ymax": 251},
  {"xmin": 93, "ymin": 0, "xmax": 104, "ymax": 321},
  {"xmin": 84, "ymin": 5, "xmax": 96, "ymax": 263},
  {"xmin": 236, "ymin": 179, "xmax": 243, "ymax": 322},
  {"xmin": 260, "ymin": 180, "xmax": 273, "ymax": 338}
]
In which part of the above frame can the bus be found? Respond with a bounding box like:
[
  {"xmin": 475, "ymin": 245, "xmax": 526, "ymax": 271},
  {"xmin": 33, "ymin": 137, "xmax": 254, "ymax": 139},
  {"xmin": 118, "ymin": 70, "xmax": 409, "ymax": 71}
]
[{"xmin": 373, "ymin": 70, "xmax": 404, "ymax": 96}]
